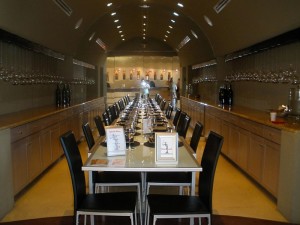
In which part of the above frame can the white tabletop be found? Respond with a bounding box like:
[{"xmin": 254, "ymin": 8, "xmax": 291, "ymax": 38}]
[{"xmin": 82, "ymin": 134, "xmax": 202, "ymax": 172}]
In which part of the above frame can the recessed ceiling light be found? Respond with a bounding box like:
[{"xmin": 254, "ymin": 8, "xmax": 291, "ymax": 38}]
[
  {"xmin": 114, "ymin": 19, "xmax": 119, "ymax": 23},
  {"xmin": 143, "ymin": 23, "xmax": 146, "ymax": 26},
  {"xmin": 167, "ymin": 30, "xmax": 170, "ymax": 33},
  {"xmin": 122, "ymin": 38, "xmax": 125, "ymax": 41},
  {"xmin": 107, "ymin": 2, "xmax": 112, "ymax": 7},
  {"xmin": 111, "ymin": 12, "xmax": 116, "ymax": 16},
  {"xmin": 121, "ymin": 34, "xmax": 124, "ymax": 37},
  {"xmin": 204, "ymin": 15, "xmax": 213, "ymax": 26},
  {"xmin": 173, "ymin": 12, "xmax": 179, "ymax": 16},
  {"xmin": 191, "ymin": 30, "xmax": 198, "ymax": 39},
  {"xmin": 143, "ymin": 28, "xmax": 146, "ymax": 32},
  {"xmin": 177, "ymin": 3, "xmax": 184, "ymax": 7},
  {"xmin": 117, "ymin": 25, "xmax": 121, "ymax": 29},
  {"xmin": 143, "ymin": 37, "xmax": 146, "ymax": 40},
  {"xmin": 143, "ymin": 15, "xmax": 147, "ymax": 19},
  {"xmin": 165, "ymin": 35, "xmax": 168, "ymax": 38},
  {"xmin": 74, "ymin": 18, "xmax": 83, "ymax": 29},
  {"xmin": 88, "ymin": 32, "xmax": 95, "ymax": 41},
  {"xmin": 169, "ymin": 25, "xmax": 173, "ymax": 29},
  {"xmin": 171, "ymin": 19, "xmax": 175, "ymax": 23},
  {"xmin": 119, "ymin": 30, "xmax": 122, "ymax": 33},
  {"xmin": 140, "ymin": 4, "xmax": 150, "ymax": 8}
]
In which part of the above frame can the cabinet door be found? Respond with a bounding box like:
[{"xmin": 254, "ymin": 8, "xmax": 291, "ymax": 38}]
[
  {"xmin": 40, "ymin": 129, "xmax": 52, "ymax": 169},
  {"xmin": 237, "ymin": 128, "xmax": 250, "ymax": 171},
  {"xmin": 51, "ymin": 125, "xmax": 62, "ymax": 161},
  {"xmin": 248, "ymin": 134, "xmax": 265, "ymax": 182},
  {"xmin": 221, "ymin": 121, "xmax": 230, "ymax": 156},
  {"xmin": 228, "ymin": 126, "xmax": 239, "ymax": 162},
  {"xmin": 27, "ymin": 133, "xmax": 42, "ymax": 181},
  {"xmin": 11, "ymin": 139, "xmax": 28, "ymax": 194},
  {"xmin": 263, "ymin": 140, "xmax": 280, "ymax": 196}
]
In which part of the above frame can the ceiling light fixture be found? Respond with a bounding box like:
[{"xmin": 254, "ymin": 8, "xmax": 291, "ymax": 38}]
[
  {"xmin": 177, "ymin": 3, "xmax": 184, "ymax": 7},
  {"xmin": 111, "ymin": 12, "xmax": 116, "ymax": 16},
  {"xmin": 140, "ymin": 4, "xmax": 150, "ymax": 8},
  {"xmin": 88, "ymin": 32, "xmax": 95, "ymax": 41},
  {"xmin": 107, "ymin": 2, "xmax": 112, "ymax": 7},
  {"xmin": 167, "ymin": 30, "xmax": 170, "ymax": 33},
  {"xmin": 171, "ymin": 19, "xmax": 175, "ymax": 23},
  {"xmin": 96, "ymin": 38, "xmax": 107, "ymax": 51},
  {"xmin": 204, "ymin": 15, "xmax": 213, "ymax": 26},
  {"xmin": 117, "ymin": 25, "xmax": 121, "ymax": 29},
  {"xmin": 169, "ymin": 25, "xmax": 173, "ymax": 29},
  {"xmin": 53, "ymin": 0, "xmax": 72, "ymax": 16},
  {"xmin": 177, "ymin": 36, "xmax": 191, "ymax": 50},
  {"xmin": 114, "ymin": 19, "xmax": 119, "ymax": 23},
  {"xmin": 74, "ymin": 18, "xmax": 83, "ymax": 29},
  {"xmin": 191, "ymin": 30, "xmax": 198, "ymax": 39},
  {"xmin": 173, "ymin": 12, "xmax": 179, "ymax": 16},
  {"xmin": 119, "ymin": 30, "xmax": 122, "ymax": 33}
]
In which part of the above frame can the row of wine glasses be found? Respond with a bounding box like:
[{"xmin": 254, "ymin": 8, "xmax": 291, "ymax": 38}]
[
  {"xmin": 0, "ymin": 40, "xmax": 95, "ymax": 85},
  {"xmin": 225, "ymin": 65, "xmax": 299, "ymax": 84}
]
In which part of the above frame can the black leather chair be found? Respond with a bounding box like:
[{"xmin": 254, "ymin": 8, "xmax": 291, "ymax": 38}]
[
  {"xmin": 190, "ymin": 121, "xmax": 203, "ymax": 153},
  {"xmin": 159, "ymin": 99, "xmax": 166, "ymax": 111},
  {"xmin": 60, "ymin": 131, "xmax": 137, "ymax": 225},
  {"xmin": 146, "ymin": 131, "xmax": 224, "ymax": 225},
  {"xmin": 165, "ymin": 103, "xmax": 173, "ymax": 119},
  {"xmin": 94, "ymin": 115, "xmax": 106, "ymax": 137},
  {"xmin": 176, "ymin": 113, "xmax": 191, "ymax": 138},
  {"xmin": 172, "ymin": 107, "xmax": 181, "ymax": 128},
  {"xmin": 102, "ymin": 111, "xmax": 111, "ymax": 126},
  {"xmin": 82, "ymin": 123, "xmax": 142, "ymax": 222}
]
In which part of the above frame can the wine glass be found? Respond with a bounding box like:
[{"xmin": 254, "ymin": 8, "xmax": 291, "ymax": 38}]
[{"xmin": 128, "ymin": 125, "xmax": 136, "ymax": 150}]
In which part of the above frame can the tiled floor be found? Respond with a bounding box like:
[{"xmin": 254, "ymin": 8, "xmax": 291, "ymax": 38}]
[{"xmin": 1, "ymin": 134, "xmax": 288, "ymax": 223}]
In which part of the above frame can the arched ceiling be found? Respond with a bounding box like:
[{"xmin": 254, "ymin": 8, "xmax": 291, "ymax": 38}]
[{"xmin": 0, "ymin": 0, "xmax": 299, "ymax": 66}]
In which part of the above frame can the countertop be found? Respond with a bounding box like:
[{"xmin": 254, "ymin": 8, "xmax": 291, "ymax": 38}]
[
  {"xmin": 0, "ymin": 98, "xmax": 103, "ymax": 131},
  {"xmin": 181, "ymin": 96, "xmax": 300, "ymax": 132}
]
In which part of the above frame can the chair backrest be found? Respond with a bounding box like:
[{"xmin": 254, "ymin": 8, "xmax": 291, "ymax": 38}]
[
  {"xmin": 105, "ymin": 108, "xmax": 113, "ymax": 125},
  {"xmin": 165, "ymin": 103, "xmax": 173, "ymax": 119},
  {"xmin": 172, "ymin": 108, "xmax": 181, "ymax": 127},
  {"xmin": 198, "ymin": 131, "xmax": 223, "ymax": 214},
  {"xmin": 177, "ymin": 113, "xmax": 190, "ymax": 138},
  {"xmin": 82, "ymin": 122, "xmax": 95, "ymax": 150},
  {"xmin": 159, "ymin": 99, "xmax": 166, "ymax": 111},
  {"xmin": 176, "ymin": 111, "xmax": 187, "ymax": 132},
  {"xmin": 60, "ymin": 131, "xmax": 86, "ymax": 211},
  {"xmin": 108, "ymin": 105, "xmax": 117, "ymax": 121},
  {"xmin": 102, "ymin": 111, "xmax": 110, "ymax": 126},
  {"xmin": 190, "ymin": 121, "xmax": 203, "ymax": 152},
  {"xmin": 94, "ymin": 115, "xmax": 106, "ymax": 136}
]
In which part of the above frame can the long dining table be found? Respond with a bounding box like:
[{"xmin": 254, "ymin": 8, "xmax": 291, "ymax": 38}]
[{"xmin": 81, "ymin": 98, "xmax": 202, "ymax": 223}]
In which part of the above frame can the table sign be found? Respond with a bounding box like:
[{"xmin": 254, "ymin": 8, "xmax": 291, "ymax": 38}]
[
  {"xmin": 155, "ymin": 132, "xmax": 178, "ymax": 164},
  {"xmin": 105, "ymin": 126, "xmax": 126, "ymax": 156},
  {"xmin": 143, "ymin": 118, "xmax": 152, "ymax": 134}
]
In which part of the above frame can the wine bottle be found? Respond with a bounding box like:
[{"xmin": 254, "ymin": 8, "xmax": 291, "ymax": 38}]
[
  {"xmin": 55, "ymin": 84, "xmax": 61, "ymax": 108},
  {"xmin": 218, "ymin": 85, "xmax": 225, "ymax": 106},
  {"xmin": 62, "ymin": 84, "xmax": 67, "ymax": 107}
]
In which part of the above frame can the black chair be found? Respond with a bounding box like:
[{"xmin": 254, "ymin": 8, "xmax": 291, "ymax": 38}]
[
  {"xmin": 172, "ymin": 107, "xmax": 181, "ymax": 128},
  {"xmin": 177, "ymin": 113, "xmax": 191, "ymax": 138},
  {"xmin": 165, "ymin": 103, "xmax": 173, "ymax": 119},
  {"xmin": 94, "ymin": 115, "xmax": 106, "ymax": 137},
  {"xmin": 159, "ymin": 99, "xmax": 166, "ymax": 111},
  {"xmin": 81, "ymin": 123, "xmax": 143, "ymax": 222},
  {"xmin": 146, "ymin": 131, "xmax": 224, "ymax": 225},
  {"xmin": 60, "ymin": 131, "xmax": 137, "ymax": 225},
  {"xmin": 82, "ymin": 123, "xmax": 95, "ymax": 149},
  {"xmin": 102, "ymin": 111, "xmax": 111, "ymax": 126},
  {"xmin": 190, "ymin": 121, "xmax": 203, "ymax": 153}
]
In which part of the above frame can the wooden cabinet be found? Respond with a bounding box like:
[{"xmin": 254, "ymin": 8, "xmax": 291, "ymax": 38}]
[
  {"xmin": 249, "ymin": 134, "xmax": 265, "ymax": 182},
  {"xmin": 10, "ymin": 98, "xmax": 105, "ymax": 195},
  {"xmin": 11, "ymin": 139, "xmax": 28, "ymax": 194},
  {"xmin": 237, "ymin": 128, "xmax": 250, "ymax": 171}
]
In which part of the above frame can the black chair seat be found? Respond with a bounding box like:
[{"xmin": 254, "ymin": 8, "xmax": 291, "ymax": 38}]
[
  {"xmin": 146, "ymin": 172, "xmax": 191, "ymax": 183},
  {"xmin": 79, "ymin": 192, "xmax": 137, "ymax": 212},
  {"xmin": 147, "ymin": 194, "xmax": 208, "ymax": 215}
]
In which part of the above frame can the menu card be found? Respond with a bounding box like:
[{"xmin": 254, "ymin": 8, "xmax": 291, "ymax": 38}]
[
  {"xmin": 143, "ymin": 118, "xmax": 152, "ymax": 134},
  {"xmin": 105, "ymin": 126, "xmax": 126, "ymax": 156}
]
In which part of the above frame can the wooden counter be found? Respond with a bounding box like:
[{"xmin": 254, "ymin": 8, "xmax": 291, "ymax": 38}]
[
  {"xmin": 0, "ymin": 98, "xmax": 106, "ymax": 219},
  {"xmin": 181, "ymin": 96, "xmax": 300, "ymax": 224}
]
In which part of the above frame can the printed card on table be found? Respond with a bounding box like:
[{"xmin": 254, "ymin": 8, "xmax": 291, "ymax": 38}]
[
  {"xmin": 155, "ymin": 132, "xmax": 178, "ymax": 164},
  {"xmin": 105, "ymin": 126, "xmax": 126, "ymax": 156},
  {"xmin": 143, "ymin": 118, "xmax": 152, "ymax": 134}
]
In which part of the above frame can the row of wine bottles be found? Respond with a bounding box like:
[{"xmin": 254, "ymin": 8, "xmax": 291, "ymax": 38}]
[
  {"xmin": 218, "ymin": 84, "xmax": 233, "ymax": 106},
  {"xmin": 56, "ymin": 84, "xmax": 71, "ymax": 107}
]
